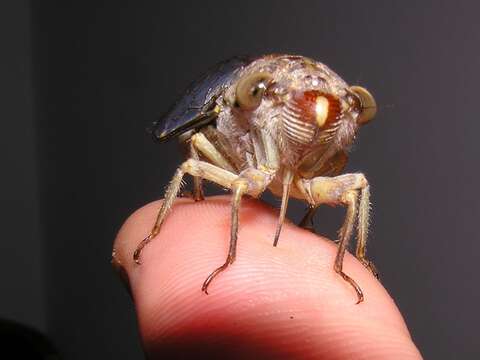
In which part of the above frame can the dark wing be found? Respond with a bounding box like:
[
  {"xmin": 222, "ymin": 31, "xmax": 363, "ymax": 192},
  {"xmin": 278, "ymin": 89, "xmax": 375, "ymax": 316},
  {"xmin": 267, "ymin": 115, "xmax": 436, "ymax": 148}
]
[{"xmin": 150, "ymin": 56, "xmax": 253, "ymax": 142}]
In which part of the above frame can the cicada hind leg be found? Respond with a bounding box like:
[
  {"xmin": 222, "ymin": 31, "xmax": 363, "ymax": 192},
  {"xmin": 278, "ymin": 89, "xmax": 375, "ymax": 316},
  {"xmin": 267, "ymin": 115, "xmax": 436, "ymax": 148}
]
[
  {"xmin": 298, "ymin": 206, "xmax": 318, "ymax": 233},
  {"xmin": 133, "ymin": 130, "xmax": 237, "ymax": 264}
]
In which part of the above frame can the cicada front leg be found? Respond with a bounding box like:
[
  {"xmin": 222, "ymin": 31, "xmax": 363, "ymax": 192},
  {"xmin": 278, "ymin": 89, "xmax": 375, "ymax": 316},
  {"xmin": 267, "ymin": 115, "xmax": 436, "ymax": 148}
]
[
  {"xmin": 189, "ymin": 140, "xmax": 204, "ymax": 201},
  {"xmin": 133, "ymin": 159, "xmax": 238, "ymax": 264},
  {"xmin": 299, "ymin": 173, "xmax": 377, "ymax": 303},
  {"xmin": 201, "ymin": 178, "xmax": 247, "ymax": 293},
  {"xmin": 201, "ymin": 167, "xmax": 274, "ymax": 293},
  {"xmin": 134, "ymin": 131, "xmax": 240, "ymax": 263},
  {"xmin": 133, "ymin": 143, "xmax": 275, "ymax": 294}
]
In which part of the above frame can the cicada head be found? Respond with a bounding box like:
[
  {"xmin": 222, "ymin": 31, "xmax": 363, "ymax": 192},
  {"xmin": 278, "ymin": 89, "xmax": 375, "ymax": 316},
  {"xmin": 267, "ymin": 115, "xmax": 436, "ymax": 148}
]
[
  {"xmin": 219, "ymin": 55, "xmax": 377, "ymax": 168},
  {"xmin": 280, "ymin": 83, "xmax": 377, "ymax": 166}
]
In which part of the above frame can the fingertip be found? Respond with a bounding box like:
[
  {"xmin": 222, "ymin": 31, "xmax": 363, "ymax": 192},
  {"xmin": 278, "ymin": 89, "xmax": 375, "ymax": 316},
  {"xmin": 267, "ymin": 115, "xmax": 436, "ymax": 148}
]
[{"xmin": 112, "ymin": 196, "xmax": 422, "ymax": 359}]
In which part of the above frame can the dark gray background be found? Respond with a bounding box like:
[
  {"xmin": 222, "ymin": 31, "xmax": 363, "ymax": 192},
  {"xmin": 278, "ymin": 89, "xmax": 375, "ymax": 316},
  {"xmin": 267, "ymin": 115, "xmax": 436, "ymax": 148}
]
[{"xmin": 1, "ymin": 0, "xmax": 478, "ymax": 358}]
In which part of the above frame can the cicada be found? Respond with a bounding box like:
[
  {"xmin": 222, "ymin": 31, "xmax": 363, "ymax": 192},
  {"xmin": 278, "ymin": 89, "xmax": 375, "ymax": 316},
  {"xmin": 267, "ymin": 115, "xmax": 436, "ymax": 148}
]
[{"xmin": 134, "ymin": 54, "xmax": 378, "ymax": 303}]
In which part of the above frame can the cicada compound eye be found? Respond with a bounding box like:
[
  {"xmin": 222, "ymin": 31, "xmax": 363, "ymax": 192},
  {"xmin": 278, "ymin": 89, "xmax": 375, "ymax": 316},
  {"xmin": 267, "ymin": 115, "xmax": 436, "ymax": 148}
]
[
  {"xmin": 235, "ymin": 72, "xmax": 272, "ymax": 110},
  {"xmin": 349, "ymin": 86, "xmax": 377, "ymax": 125}
]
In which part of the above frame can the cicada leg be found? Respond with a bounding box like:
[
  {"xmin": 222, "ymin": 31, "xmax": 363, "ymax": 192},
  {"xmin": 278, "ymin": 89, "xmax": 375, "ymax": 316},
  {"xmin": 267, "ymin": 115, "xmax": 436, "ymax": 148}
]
[
  {"xmin": 184, "ymin": 132, "xmax": 237, "ymax": 201},
  {"xmin": 299, "ymin": 173, "xmax": 377, "ymax": 303},
  {"xmin": 201, "ymin": 178, "xmax": 247, "ymax": 294},
  {"xmin": 356, "ymin": 184, "xmax": 379, "ymax": 278},
  {"xmin": 191, "ymin": 132, "xmax": 236, "ymax": 173},
  {"xmin": 133, "ymin": 166, "xmax": 186, "ymax": 264},
  {"xmin": 133, "ymin": 155, "xmax": 275, "ymax": 295},
  {"xmin": 134, "ymin": 131, "xmax": 242, "ymax": 263},
  {"xmin": 133, "ymin": 159, "xmax": 238, "ymax": 265},
  {"xmin": 298, "ymin": 206, "xmax": 318, "ymax": 233},
  {"xmin": 202, "ymin": 167, "xmax": 274, "ymax": 293},
  {"xmin": 190, "ymin": 140, "xmax": 204, "ymax": 202},
  {"xmin": 336, "ymin": 190, "xmax": 364, "ymax": 304}
]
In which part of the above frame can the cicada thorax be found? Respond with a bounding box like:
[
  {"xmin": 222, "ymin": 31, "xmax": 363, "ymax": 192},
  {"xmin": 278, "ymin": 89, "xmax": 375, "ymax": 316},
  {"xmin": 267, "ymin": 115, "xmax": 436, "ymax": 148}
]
[{"xmin": 280, "ymin": 90, "xmax": 341, "ymax": 164}]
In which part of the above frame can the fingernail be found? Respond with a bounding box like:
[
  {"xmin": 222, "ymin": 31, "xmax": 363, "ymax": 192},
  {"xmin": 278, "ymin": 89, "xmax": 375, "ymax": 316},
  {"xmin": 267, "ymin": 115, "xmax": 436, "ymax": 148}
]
[{"xmin": 111, "ymin": 248, "xmax": 133, "ymax": 299}]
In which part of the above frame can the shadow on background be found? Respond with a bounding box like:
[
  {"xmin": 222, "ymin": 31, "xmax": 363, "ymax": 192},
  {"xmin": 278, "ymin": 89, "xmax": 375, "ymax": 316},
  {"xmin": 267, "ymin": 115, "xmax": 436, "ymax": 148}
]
[
  {"xmin": 0, "ymin": 319, "xmax": 60, "ymax": 359},
  {"xmin": 1, "ymin": 1, "xmax": 478, "ymax": 359}
]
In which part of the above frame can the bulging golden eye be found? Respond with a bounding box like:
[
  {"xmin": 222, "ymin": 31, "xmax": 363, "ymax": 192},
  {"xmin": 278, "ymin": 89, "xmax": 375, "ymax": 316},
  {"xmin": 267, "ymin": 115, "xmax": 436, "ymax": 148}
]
[
  {"xmin": 235, "ymin": 72, "xmax": 272, "ymax": 110},
  {"xmin": 349, "ymin": 86, "xmax": 377, "ymax": 125}
]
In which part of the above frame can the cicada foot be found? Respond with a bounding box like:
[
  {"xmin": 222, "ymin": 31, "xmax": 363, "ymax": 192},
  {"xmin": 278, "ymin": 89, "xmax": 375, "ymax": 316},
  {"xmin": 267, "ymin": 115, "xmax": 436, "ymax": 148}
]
[
  {"xmin": 133, "ymin": 167, "xmax": 188, "ymax": 265},
  {"xmin": 178, "ymin": 189, "xmax": 204, "ymax": 201},
  {"xmin": 337, "ymin": 270, "xmax": 364, "ymax": 304},
  {"xmin": 201, "ymin": 255, "xmax": 235, "ymax": 295},
  {"xmin": 192, "ymin": 184, "xmax": 205, "ymax": 202},
  {"xmin": 133, "ymin": 233, "xmax": 155, "ymax": 265},
  {"xmin": 360, "ymin": 258, "xmax": 379, "ymax": 279},
  {"xmin": 298, "ymin": 218, "xmax": 316, "ymax": 234}
]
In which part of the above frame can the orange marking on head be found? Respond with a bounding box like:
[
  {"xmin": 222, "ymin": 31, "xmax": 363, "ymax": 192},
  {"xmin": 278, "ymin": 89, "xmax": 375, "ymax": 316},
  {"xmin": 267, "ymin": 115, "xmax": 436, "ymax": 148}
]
[{"xmin": 292, "ymin": 90, "xmax": 341, "ymax": 127}]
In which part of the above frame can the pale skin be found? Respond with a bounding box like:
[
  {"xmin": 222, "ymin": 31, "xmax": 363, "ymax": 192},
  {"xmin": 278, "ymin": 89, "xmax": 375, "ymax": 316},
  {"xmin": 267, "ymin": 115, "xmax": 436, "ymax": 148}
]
[{"xmin": 112, "ymin": 197, "xmax": 423, "ymax": 359}]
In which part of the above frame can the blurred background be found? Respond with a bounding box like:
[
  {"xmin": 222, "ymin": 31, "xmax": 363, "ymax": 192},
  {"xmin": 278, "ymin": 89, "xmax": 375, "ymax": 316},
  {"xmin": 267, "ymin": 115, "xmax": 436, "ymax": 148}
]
[{"xmin": 1, "ymin": 0, "xmax": 479, "ymax": 358}]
